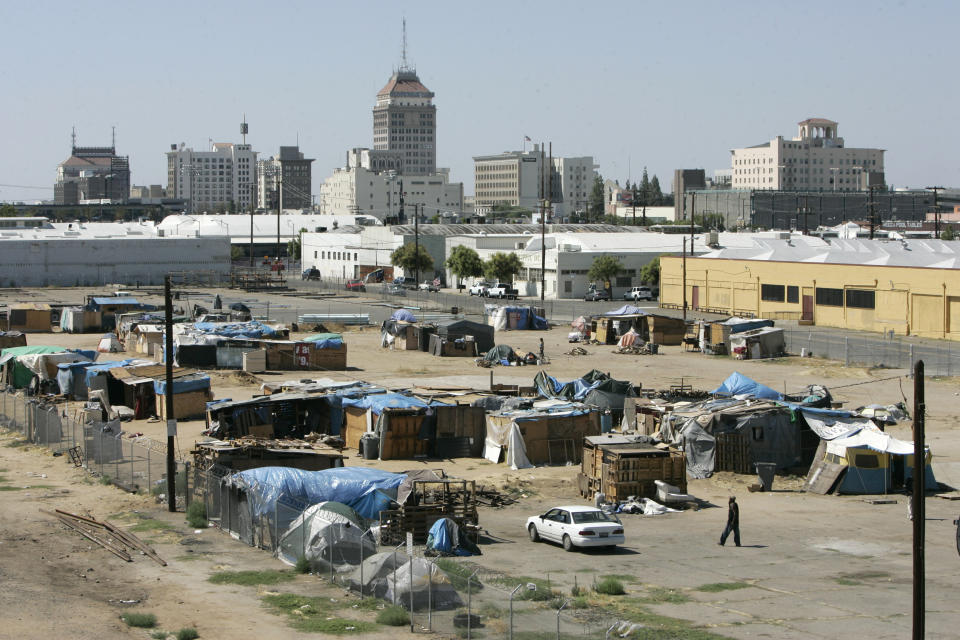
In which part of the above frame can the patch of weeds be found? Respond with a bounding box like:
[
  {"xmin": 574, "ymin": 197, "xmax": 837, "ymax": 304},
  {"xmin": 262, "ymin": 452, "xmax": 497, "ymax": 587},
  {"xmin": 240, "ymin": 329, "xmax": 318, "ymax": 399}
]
[
  {"xmin": 603, "ymin": 599, "xmax": 730, "ymax": 639},
  {"xmin": 3, "ymin": 439, "xmax": 29, "ymax": 448},
  {"xmin": 129, "ymin": 518, "xmax": 175, "ymax": 533},
  {"xmin": 353, "ymin": 597, "xmax": 384, "ymax": 611},
  {"xmin": 834, "ymin": 571, "xmax": 890, "ymax": 587},
  {"xmin": 292, "ymin": 618, "xmax": 377, "ymax": 634},
  {"xmin": 602, "ymin": 573, "xmax": 639, "ymax": 584},
  {"xmin": 548, "ymin": 595, "xmax": 589, "ymax": 609},
  {"xmin": 99, "ymin": 474, "xmax": 113, "ymax": 485},
  {"xmin": 638, "ymin": 587, "xmax": 691, "ymax": 605},
  {"xmin": 490, "ymin": 575, "xmax": 556, "ymax": 601},
  {"xmin": 262, "ymin": 593, "xmax": 323, "ymax": 613},
  {"xmin": 294, "ymin": 556, "xmax": 310, "ymax": 574},
  {"xmin": 121, "ymin": 612, "xmax": 158, "ymax": 628},
  {"xmin": 209, "ymin": 570, "xmax": 295, "ymax": 586},
  {"xmin": 435, "ymin": 558, "xmax": 483, "ymax": 593},
  {"xmin": 151, "ymin": 631, "xmax": 169, "ymax": 640},
  {"xmin": 835, "ymin": 578, "xmax": 860, "ymax": 586},
  {"xmin": 0, "ymin": 485, "xmax": 24, "ymax": 491},
  {"xmin": 175, "ymin": 629, "xmax": 199, "ymax": 640},
  {"xmin": 478, "ymin": 602, "xmax": 503, "ymax": 619},
  {"xmin": 594, "ymin": 576, "xmax": 626, "ymax": 596},
  {"xmin": 185, "ymin": 501, "xmax": 207, "ymax": 529},
  {"xmin": 175, "ymin": 554, "xmax": 208, "ymax": 562},
  {"xmin": 261, "ymin": 592, "xmax": 376, "ymax": 635},
  {"xmin": 696, "ymin": 582, "xmax": 750, "ymax": 593},
  {"xmin": 375, "ymin": 605, "xmax": 409, "ymax": 626}
]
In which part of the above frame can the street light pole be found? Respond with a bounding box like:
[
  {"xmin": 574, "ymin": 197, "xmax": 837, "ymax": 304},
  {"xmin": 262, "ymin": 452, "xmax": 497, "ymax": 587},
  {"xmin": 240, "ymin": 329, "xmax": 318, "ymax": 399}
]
[{"xmin": 926, "ymin": 186, "xmax": 944, "ymax": 239}]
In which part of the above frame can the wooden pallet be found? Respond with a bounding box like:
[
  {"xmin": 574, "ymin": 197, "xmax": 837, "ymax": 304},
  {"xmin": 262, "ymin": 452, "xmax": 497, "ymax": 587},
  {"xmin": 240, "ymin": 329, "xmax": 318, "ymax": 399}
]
[{"xmin": 716, "ymin": 432, "xmax": 751, "ymax": 474}]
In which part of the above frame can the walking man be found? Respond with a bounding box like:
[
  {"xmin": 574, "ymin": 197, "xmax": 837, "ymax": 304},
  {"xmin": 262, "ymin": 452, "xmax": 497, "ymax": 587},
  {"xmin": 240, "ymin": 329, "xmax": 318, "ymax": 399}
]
[{"xmin": 719, "ymin": 496, "xmax": 741, "ymax": 547}]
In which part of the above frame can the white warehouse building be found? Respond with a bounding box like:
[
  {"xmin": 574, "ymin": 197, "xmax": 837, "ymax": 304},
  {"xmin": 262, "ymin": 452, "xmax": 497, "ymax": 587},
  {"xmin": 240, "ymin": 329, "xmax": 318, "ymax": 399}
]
[{"xmin": 0, "ymin": 219, "xmax": 230, "ymax": 287}]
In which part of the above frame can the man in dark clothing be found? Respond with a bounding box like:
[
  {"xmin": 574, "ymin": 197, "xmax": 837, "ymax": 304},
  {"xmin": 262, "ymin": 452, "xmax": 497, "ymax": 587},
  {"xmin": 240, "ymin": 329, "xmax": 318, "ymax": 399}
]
[{"xmin": 719, "ymin": 496, "xmax": 741, "ymax": 546}]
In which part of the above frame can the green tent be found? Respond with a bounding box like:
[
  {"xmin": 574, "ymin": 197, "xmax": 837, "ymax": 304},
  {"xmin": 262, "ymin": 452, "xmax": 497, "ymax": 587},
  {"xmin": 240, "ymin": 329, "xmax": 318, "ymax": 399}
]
[{"xmin": 0, "ymin": 346, "xmax": 67, "ymax": 389}]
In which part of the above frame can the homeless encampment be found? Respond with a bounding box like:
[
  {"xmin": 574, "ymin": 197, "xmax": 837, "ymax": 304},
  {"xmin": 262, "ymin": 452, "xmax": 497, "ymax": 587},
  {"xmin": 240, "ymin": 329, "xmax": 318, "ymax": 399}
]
[
  {"xmin": 222, "ymin": 466, "xmax": 407, "ymax": 546},
  {"xmin": 484, "ymin": 400, "xmax": 600, "ymax": 468},
  {"xmin": 0, "ymin": 346, "xmax": 97, "ymax": 391},
  {"xmin": 346, "ymin": 552, "xmax": 464, "ymax": 611},
  {"xmin": 578, "ymin": 433, "xmax": 686, "ymax": 501},
  {"xmin": 534, "ymin": 369, "xmax": 636, "ymax": 425},
  {"xmin": 341, "ymin": 393, "xmax": 456, "ymax": 459},
  {"xmin": 276, "ymin": 501, "xmax": 376, "ymax": 571},
  {"xmin": 435, "ymin": 319, "xmax": 494, "ymax": 353},
  {"xmin": 6, "ymin": 304, "xmax": 53, "ymax": 332},
  {"xmin": 729, "ymin": 326, "xmax": 786, "ymax": 360},
  {"xmin": 485, "ymin": 305, "xmax": 548, "ymax": 331}
]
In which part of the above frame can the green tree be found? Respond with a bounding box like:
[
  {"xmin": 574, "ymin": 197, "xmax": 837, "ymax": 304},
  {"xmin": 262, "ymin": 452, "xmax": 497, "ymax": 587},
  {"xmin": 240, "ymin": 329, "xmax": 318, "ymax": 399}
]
[
  {"xmin": 287, "ymin": 227, "xmax": 307, "ymax": 261},
  {"xmin": 445, "ymin": 245, "xmax": 484, "ymax": 288},
  {"xmin": 390, "ymin": 243, "xmax": 434, "ymax": 276},
  {"xmin": 587, "ymin": 176, "xmax": 605, "ymax": 222},
  {"xmin": 588, "ymin": 254, "xmax": 623, "ymax": 286},
  {"xmin": 230, "ymin": 245, "xmax": 244, "ymax": 260},
  {"xmin": 942, "ymin": 226, "xmax": 956, "ymax": 241},
  {"xmin": 483, "ymin": 252, "xmax": 523, "ymax": 282},
  {"xmin": 640, "ymin": 256, "xmax": 662, "ymax": 286},
  {"xmin": 0, "ymin": 204, "xmax": 19, "ymax": 217},
  {"xmin": 112, "ymin": 207, "xmax": 127, "ymax": 221},
  {"xmin": 639, "ymin": 168, "xmax": 652, "ymax": 205},
  {"xmin": 650, "ymin": 175, "xmax": 663, "ymax": 205},
  {"xmin": 228, "ymin": 200, "xmax": 237, "ymax": 214}
]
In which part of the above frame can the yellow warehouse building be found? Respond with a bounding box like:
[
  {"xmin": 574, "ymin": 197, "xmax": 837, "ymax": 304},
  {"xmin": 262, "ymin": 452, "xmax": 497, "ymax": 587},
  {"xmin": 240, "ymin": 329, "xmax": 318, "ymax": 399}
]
[{"xmin": 660, "ymin": 236, "xmax": 960, "ymax": 340}]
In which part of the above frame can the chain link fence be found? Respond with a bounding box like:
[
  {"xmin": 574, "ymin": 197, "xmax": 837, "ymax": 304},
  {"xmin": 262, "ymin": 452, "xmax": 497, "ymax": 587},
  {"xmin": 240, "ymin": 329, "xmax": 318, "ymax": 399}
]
[
  {"xmin": 782, "ymin": 328, "xmax": 960, "ymax": 377},
  {"xmin": 0, "ymin": 388, "xmax": 186, "ymax": 506}
]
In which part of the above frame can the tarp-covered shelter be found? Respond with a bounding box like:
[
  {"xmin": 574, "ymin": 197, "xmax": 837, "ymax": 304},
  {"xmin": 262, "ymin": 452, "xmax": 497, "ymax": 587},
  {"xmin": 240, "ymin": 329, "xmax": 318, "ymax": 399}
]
[
  {"xmin": 0, "ymin": 346, "xmax": 96, "ymax": 390},
  {"xmin": 276, "ymin": 501, "xmax": 376, "ymax": 571},
  {"xmin": 435, "ymin": 319, "xmax": 494, "ymax": 353},
  {"xmin": 485, "ymin": 305, "xmax": 548, "ymax": 331},
  {"xmin": 534, "ymin": 369, "xmax": 636, "ymax": 425},
  {"xmin": 97, "ymin": 333, "xmax": 123, "ymax": 353},
  {"xmin": 710, "ymin": 372, "xmax": 784, "ymax": 400},
  {"xmin": 485, "ymin": 401, "xmax": 600, "ymax": 467},
  {"xmin": 341, "ymin": 393, "xmax": 456, "ymax": 459},
  {"xmin": 346, "ymin": 552, "xmax": 464, "ymax": 611},
  {"xmin": 729, "ymin": 326, "xmax": 786, "ymax": 360}
]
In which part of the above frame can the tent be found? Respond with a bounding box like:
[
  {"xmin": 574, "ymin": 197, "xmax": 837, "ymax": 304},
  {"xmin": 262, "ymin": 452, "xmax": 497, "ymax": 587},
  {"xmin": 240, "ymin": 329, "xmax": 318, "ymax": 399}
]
[
  {"xmin": 604, "ymin": 305, "xmax": 646, "ymax": 316},
  {"xmin": 435, "ymin": 319, "xmax": 494, "ymax": 353},
  {"xmin": 426, "ymin": 517, "xmax": 480, "ymax": 556},
  {"xmin": 729, "ymin": 327, "xmax": 786, "ymax": 360},
  {"xmin": 823, "ymin": 429, "xmax": 936, "ymax": 494},
  {"xmin": 97, "ymin": 333, "xmax": 123, "ymax": 353},
  {"xmin": 710, "ymin": 372, "xmax": 783, "ymax": 400},
  {"xmin": 483, "ymin": 344, "xmax": 516, "ymax": 364},
  {"xmin": 276, "ymin": 501, "xmax": 376, "ymax": 571},
  {"xmin": 345, "ymin": 551, "xmax": 464, "ymax": 610}
]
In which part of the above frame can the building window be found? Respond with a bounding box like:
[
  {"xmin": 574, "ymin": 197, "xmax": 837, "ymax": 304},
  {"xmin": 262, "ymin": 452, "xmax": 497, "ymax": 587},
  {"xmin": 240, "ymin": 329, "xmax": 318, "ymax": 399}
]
[
  {"xmin": 787, "ymin": 286, "xmax": 799, "ymax": 304},
  {"xmin": 815, "ymin": 287, "xmax": 844, "ymax": 307},
  {"xmin": 564, "ymin": 280, "xmax": 572, "ymax": 293},
  {"xmin": 761, "ymin": 284, "xmax": 785, "ymax": 302},
  {"xmin": 845, "ymin": 289, "xmax": 876, "ymax": 309},
  {"xmin": 615, "ymin": 276, "xmax": 631, "ymax": 288}
]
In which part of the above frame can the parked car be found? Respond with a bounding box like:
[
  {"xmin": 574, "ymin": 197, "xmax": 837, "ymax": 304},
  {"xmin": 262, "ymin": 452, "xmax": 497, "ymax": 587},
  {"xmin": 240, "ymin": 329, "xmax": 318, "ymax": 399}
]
[
  {"xmin": 623, "ymin": 286, "xmax": 654, "ymax": 301},
  {"xmin": 469, "ymin": 281, "xmax": 492, "ymax": 296},
  {"xmin": 345, "ymin": 279, "xmax": 366, "ymax": 292},
  {"xmin": 526, "ymin": 506, "xmax": 625, "ymax": 551},
  {"xmin": 418, "ymin": 280, "xmax": 440, "ymax": 292},
  {"xmin": 584, "ymin": 288, "xmax": 610, "ymax": 302},
  {"xmin": 487, "ymin": 282, "xmax": 519, "ymax": 299},
  {"xmin": 386, "ymin": 283, "xmax": 407, "ymax": 296},
  {"xmin": 302, "ymin": 267, "xmax": 321, "ymax": 281}
]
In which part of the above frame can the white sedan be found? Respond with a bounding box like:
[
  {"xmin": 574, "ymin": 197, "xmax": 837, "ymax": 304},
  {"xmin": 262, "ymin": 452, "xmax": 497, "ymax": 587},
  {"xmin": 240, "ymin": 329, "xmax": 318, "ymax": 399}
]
[{"xmin": 526, "ymin": 505, "xmax": 625, "ymax": 551}]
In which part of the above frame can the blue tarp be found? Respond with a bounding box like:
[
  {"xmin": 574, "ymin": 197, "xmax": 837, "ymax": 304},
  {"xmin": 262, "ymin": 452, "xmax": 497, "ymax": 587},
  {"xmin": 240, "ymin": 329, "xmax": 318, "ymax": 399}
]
[
  {"xmin": 192, "ymin": 320, "xmax": 281, "ymax": 338},
  {"xmin": 302, "ymin": 333, "xmax": 344, "ymax": 349},
  {"xmin": 711, "ymin": 372, "xmax": 783, "ymax": 400},
  {"xmin": 230, "ymin": 466, "xmax": 406, "ymax": 520},
  {"xmin": 604, "ymin": 305, "xmax": 646, "ymax": 316},
  {"xmin": 82, "ymin": 359, "xmax": 138, "ymax": 389},
  {"xmin": 720, "ymin": 318, "xmax": 775, "ymax": 334},
  {"xmin": 427, "ymin": 517, "xmax": 453, "ymax": 553},
  {"xmin": 341, "ymin": 392, "xmax": 449, "ymax": 415},
  {"xmin": 390, "ymin": 309, "xmax": 417, "ymax": 323},
  {"xmin": 531, "ymin": 314, "xmax": 549, "ymax": 330},
  {"xmin": 56, "ymin": 361, "xmax": 98, "ymax": 398},
  {"xmin": 91, "ymin": 296, "xmax": 142, "ymax": 306},
  {"xmin": 153, "ymin": 374, "xmax": 210, "ymax": 395}
]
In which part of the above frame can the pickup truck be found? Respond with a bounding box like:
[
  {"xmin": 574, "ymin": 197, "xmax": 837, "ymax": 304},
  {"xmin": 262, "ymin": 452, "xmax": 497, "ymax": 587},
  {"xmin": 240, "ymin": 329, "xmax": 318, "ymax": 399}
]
[
  {"xmin": 469, "ymin": 281, "xmax": 492, "ymax": 296},
  {"xmin": 486, "ymin": 282, "xmax": 519, "ymax": 299}
]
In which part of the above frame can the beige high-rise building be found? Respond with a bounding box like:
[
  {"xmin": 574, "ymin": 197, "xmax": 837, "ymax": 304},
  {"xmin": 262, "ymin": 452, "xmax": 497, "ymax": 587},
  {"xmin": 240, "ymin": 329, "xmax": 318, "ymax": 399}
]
[
  {"xmin": 372, "ymin": 68, "xmax": 436, "ymax": 176},
  {"xmin": 166, "ymin": 142, "xmax": 257, "ymax": 213},
  {"xmin": 730, "ymin": 118, "xmax": 884, "ymax": 191}
]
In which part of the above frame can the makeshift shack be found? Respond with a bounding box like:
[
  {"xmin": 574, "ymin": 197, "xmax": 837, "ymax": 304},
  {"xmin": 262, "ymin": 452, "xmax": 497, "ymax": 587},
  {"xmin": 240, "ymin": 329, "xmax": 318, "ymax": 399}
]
[
  {"xmin": 435, "ymin": 319, "xmax": 495, "ymax": 353},
  {"xmin": 0, "ymin": 331, "xmax": 27, "ymax": 350},
  {"xmin": 578, "ymin": 434, "xmax": 686, "ymax": 501},
  {"xmin": 131, "ymin": 324, "xmax": 164, "ymax": 354},
  {"xmin": 485, "ymin": 401, "xmax": 600, "ymax": 467},
  {"xmin": 729, "ymin": 326, "xmax": 786, "ymax": 360},
  {"xmin": 342, "ymin": 393, "xmax": 453, "ymax": 460},
  {"xmin": 59, "ymin": 307, "xmax": 102, "ymax": 333},
  {"xmin": 154, "ymin": 373, "xmax": 213, "ymax": 419},
  {"xmin": 192, "ymin": 439, "xmax": 345, "ymax": 474},
  {"xmin": 7, "ymin": 304, "xmax": 53, "ymax": 332},
  {"xmin": 702, "ymin": 317, "xmax": 775, "ymax": 354},
  {"xmin": 428, "ymin": 333, "xmax": 477, "ymax": 357},
  {"xmin": 0, "ymin": 346, "xmax": 96, "ymax": 390},
  {"xmin": 485, "ymin": 305, "xmax": 548, "ymax": 331}
]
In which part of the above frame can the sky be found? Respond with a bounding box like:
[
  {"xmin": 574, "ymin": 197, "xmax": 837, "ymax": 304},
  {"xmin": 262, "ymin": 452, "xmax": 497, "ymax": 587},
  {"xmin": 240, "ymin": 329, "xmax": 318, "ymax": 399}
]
[{"xmin": 1, "ymin": 1, "xmax": 957, "ymax": 204}]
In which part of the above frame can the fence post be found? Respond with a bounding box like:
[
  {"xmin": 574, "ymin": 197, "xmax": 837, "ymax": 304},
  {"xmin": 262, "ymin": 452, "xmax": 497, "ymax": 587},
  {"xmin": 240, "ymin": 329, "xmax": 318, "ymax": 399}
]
[
  {"xmin": 427, "ymin": 559, "xmax": 432, "ymax": 631},
  {"xmin": 328, "ymin": 526, "xmax": 334, "ymax": 583},
  {"xmin": 147, "ymin": 447, "xmax": 151, "ymax": 492},
  {"xmin": 510, "ymin": 584, "xmax": 522, "ymax": 640},
  {"xmin": 557, "ymin": 599, "xmax": 569, "ymax": 640},
  {"xmin": 409, "ymin": 548, "xmax": 414, "ymax": 632},
  {"xmin": 844, "ymin": 337, "xmax": 849, "ymax": 366},
  {"xmin": 466, "ymin": 569, "xmax": 479, "ymax": 640}
]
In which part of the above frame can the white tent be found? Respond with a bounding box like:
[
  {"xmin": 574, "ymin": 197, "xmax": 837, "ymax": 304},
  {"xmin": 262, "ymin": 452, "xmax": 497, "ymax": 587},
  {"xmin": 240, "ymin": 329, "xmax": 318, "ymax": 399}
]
[
  {"xmin": 97, "ymin": 333, "xmax": 123, "ymax": 353},
  {"xmin": 276, "ymin": 502, "xmax": 376, "ymax": 571}
]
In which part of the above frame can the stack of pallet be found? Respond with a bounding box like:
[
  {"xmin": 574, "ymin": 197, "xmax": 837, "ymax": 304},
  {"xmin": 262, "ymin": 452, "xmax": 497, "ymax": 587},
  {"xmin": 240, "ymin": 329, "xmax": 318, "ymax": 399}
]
[
  {"xmin": 579, "ymin": 436, "xmax": 686, "ymax": 501},
  {"xmin": 715, "ymin": 432, "xmax": 751, "ymax": 473},
  {"xmin": 378, "ymin": 480, "xmax": 478, "ymax": 544}
]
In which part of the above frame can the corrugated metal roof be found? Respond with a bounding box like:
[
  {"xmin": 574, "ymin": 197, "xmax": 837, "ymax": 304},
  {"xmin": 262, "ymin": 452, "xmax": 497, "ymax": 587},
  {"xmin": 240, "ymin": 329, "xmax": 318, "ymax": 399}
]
[
  {"xmin": 388, "ymin": 223, "xmax": 644, "ymax": 236},
  {"xmin": 700, "ymin": 237, "xmax": 960, "ymax": 269},
  {"xmin": 92, "ymin": 297, "xmax": 140, "ymax": 305}
]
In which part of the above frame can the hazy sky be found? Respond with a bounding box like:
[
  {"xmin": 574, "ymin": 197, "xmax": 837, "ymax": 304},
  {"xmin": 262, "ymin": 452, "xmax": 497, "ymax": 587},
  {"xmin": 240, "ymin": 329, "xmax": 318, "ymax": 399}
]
[{"xmin": 1, "ymin": 1, "xmax": 957, "ymax": 203}]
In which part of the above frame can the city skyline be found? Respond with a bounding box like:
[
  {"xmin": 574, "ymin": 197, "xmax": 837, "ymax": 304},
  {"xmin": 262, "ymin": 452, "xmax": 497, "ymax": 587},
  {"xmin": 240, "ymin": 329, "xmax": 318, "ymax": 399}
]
[{"xmin": 1, "ymin": 1, "xmax": 957, "ymax": 204}]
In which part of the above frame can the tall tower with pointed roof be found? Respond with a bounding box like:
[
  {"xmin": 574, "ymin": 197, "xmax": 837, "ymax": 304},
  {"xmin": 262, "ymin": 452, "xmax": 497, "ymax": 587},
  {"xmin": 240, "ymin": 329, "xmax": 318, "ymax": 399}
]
[{"xmin": 372, "ymin": 20, "xmax": 436, "ymax": 176}]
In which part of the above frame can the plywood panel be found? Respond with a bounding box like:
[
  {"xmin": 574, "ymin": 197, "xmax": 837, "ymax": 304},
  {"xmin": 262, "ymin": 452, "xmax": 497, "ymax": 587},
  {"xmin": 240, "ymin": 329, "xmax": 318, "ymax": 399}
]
[
  {"xmin": 949, "ymin": 297, "xmax": 960, "ymax": 333},
  {"xmin": 912, "ymin": 294, "xmax": 943, "ymax": 335}
]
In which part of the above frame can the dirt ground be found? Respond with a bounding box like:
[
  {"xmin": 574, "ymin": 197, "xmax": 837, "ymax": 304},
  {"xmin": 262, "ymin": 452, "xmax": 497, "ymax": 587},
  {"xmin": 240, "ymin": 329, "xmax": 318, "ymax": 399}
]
[{"xmin": 3, "ymin": 288, "xmax": 960, "ymax": 638}]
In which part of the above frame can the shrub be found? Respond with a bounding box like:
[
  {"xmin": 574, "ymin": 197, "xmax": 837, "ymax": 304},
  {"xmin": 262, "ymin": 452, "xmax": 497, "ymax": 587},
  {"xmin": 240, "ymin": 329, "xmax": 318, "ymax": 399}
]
[
  {"xmin": 594, "ymin": 577, "xmax": 626, "ymax": 596},
  {"xmin": 376, "ymin": 605, "xmax": 410, "ymax": 626},
  {"xmin": 151, "ymin": 632, "xmax": 169, "ymax": 639},
  {"xmin": 208, "ymin": 570, "xmax": 295, "ymax": 586},
  {"xmin": 185, "ymin": 502, "xmax": 207, "ymax": 529},
  {"xmin": 175, "ymin": 629, "xmax": 199, "ymax": 640},
  {"xmin": 121, "ymin": 612, "xmax": 158, "ymax": 628},
  {"xmin": 294, "ymin": 556, "xmax": 310, "ymax": 574}
]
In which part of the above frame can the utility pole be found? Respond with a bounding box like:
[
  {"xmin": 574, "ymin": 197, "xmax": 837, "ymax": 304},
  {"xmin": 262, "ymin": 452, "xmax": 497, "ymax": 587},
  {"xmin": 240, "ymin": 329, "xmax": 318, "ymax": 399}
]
[
  {"xmin": 867, "ymin": 186, "xmax": 878, "ymax": 240},
  {"xmin": 276, "ymin": 173, "xmax": 282, "ymax": 266},
  {"xmin": 414, "ymin": 203, "xmax": 420, "ymax": 285},
  {"xmin": 540, "ymin": 197, "xmax": 546, "ymax": 302},
  {"xmin": 682, "ymin": 237, "xmax": 687, "ymax": 321},
  {"xmin": 912, "ymin": 360, "xmax": 926, "ymax": 640},
  {"xmin": 689, "ymin": 192, "xmax": 696, "ymax": 249},
  {"xmin": 163, "ymin": 276, "xmax": 176, "ymax": 513},
  {"xmin": 631, "ymin": 187, "xmax": 637, "ymax": 225},
  {"xmin": 926, "ymin": 186, "xmax": 944, "ymax": 239}
]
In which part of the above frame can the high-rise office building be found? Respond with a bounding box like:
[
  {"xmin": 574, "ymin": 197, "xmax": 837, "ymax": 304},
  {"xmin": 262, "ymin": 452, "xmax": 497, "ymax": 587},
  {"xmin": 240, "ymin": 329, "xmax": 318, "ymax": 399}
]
[
  {"xmin": 166, "ymin": 142, "xmax": 257, "ymax": 213},
  {"xmin": 257, "ymin": 146, "xmax": 315, "ymax": 210},
  {"xmin": 372, "ymin": 67, "xmax": 436, "ymax": 176},
  {"xmin": 55, "ymin": 138, "xmax": 131, "ymax": 205}
]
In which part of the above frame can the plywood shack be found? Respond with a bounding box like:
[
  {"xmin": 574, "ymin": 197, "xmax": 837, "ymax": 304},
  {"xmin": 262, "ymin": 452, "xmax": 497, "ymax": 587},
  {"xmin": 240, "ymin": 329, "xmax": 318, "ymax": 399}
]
[
  {"xmin": 192, "ymin": 439, "xmax": 344, "ymax": 473},
  {"xmin": 0, "ymin": 331, "xmax": 27, "ymax": 350},
  {"xmin": 579, "ymin": 435, "xmax": 686, "ymax": 500},
  {"xmin": 645, "ymin": 314, "xmax": 686, "ymax": 345},
  {"xmin": 487, "ymin": 407, "xmax": 600, "ymax": 466},
  {"xmin": 8, "ymin": 304, "xmax": 53, "ymax": 332}
]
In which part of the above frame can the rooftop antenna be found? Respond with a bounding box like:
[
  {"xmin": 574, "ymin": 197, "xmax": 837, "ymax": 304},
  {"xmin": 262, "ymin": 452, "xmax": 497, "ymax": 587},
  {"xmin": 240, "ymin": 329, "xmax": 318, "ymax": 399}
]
[
  {"xmin": 71, "ymin": 126, "xmax": 77, "ymax": 152},
  {"xmin": 111, "ymin": 125, "xmax": 116, "ymax": 150},
  {"xmin": 400, "ymin": 17, "xmax": 409, "ymax": 71},
  {"xmin": 241, "ymin": 114, "xmax": 249, "ymax": 144}
]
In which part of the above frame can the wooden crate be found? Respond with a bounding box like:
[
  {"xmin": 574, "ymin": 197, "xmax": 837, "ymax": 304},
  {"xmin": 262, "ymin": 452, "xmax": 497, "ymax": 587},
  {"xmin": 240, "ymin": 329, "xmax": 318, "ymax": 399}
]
[{"xmin": 380, "ymin": 411, "xmax": 428, "ymax": 460}]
